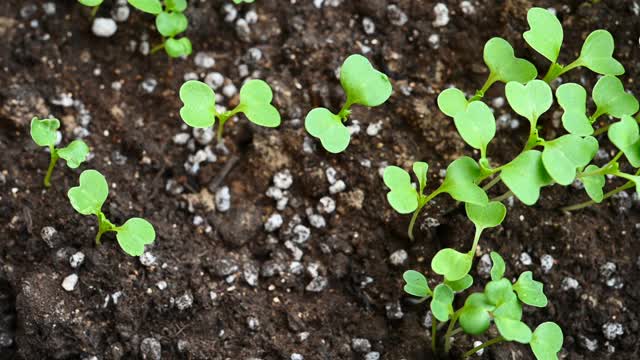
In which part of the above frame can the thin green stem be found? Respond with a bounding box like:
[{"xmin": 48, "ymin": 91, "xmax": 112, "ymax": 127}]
[
  {"xmin": 337, "ymin": 98, "xmax": 353, "ymax": 121},
  {"xmin": 482, "ymin": 175, "xmax": 502, "ymax": 191},
  {"xmin": 469, "ymin": 73, "xmax": 497, "ymax": 102},
  {"xmin": 595, "ymin": 113, "xmax": 640, "ymax": 136},
  {"xmin": 407, "ymin": 204, "xmax": 424, "ymax": 241},
  {"xmin": 589, "ymin": 108, "xmax": 606, "ymax": 124},
  {"xmin": 491, "ymin": 190, "xmax": 513, "ymax": 203},
  {"xmin": 469, "ymin": 228, "xmax": 482, "ymax": 256},
  {"xmin": 462, "ymin": 336, "xmax": 505, "ymax": 358},
  {"xmin": 443, "ymin": 310, "xmax": 461, "ymax": 353},
  {"xmin": 431, "ymin": 318, "xmax": 438, "ymax": 354},
  {"xmin": 150, "ymin": 42, "xmax": 165, "ymax": 55},
  {"xmin": 214, "ymin": 107, "xmax": 243, "ymax": 142},
  {"xmin": 44, "ymin": 146, "xmax": 59, "ymax": 188},
  {"xmin": 542, "ymin": 62, "xmax": 563, "ymax": 83},
  {"xmin": 95, "ymin": 212, "xmax": 116, "ymax": 246},
  {"xmin": 562, "ymin": 169, "xmax": 640, "ymax": 211},
  {"xmin": 90, "ymin": 5, "xmax": 99, "ymax": 18}
]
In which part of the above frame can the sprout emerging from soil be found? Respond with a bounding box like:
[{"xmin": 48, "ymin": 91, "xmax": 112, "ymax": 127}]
[
  {"xmin": 30, "ymin": 117, "xmax": 90, "ymax": 188},
  {"xmin": 179, "ymin": 79, "xmax": 281, "ymax": 141},
  {"xmin": 68, "ymin": 170, "xmax": 156, "ymax": 256},
  {"xmin": 304, "ymin": 54, "xmax": 392, "ymax": 153}
]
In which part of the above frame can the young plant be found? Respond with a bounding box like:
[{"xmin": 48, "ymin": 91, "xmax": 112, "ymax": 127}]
[
  {"xmin": 68, "ymin": 170, "xmax": 156, "ymax": 256},
  {"xmin": 30, "ymin": 117, "xmax": 90, "ymax": 188},
  {"xmin": 305, "ymin": 54, "xmax": 392, "ymax": 153},
  {"xmin": 233, "ymin": 0, "xmax": 255, "ymax": 3},
  {"xmin": 179, "ymin": 79, "xmax": 281, "ymax": 141}
]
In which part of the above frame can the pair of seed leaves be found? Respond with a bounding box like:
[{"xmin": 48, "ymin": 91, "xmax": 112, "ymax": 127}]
[
  {"xmin": 31, "ymin": 118, "xmax": 89, "ymax": 169},
  {"xmin": 129, "ymin": 0, "xmax": 192, "ymax": 57},
  {"xmin": 523, "ymin": 7, "xmax": 624, "ymax": 76},
  {"xmin": 305, "ymin": 54, "xmax": 392, "ymax": 153},
  {"xmin": 68, "ymin": 170, "xmax": 156, "ymax": 256},
  {"xmin": 179, "ymin": 79, "xmax": 281, "ymax": 129}
]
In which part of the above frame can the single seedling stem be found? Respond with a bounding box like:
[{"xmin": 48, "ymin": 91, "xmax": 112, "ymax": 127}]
[
  {"xmin": 443, "ymin": 310, "xmax": 461, "ymax": 353},
  {"xmin": 90, "ymin": 5, "xmax": 99, "ymax": 18},
  {"xmin": 470, "ymin": 73, "xmax": 497, "ymax": 102},
  {"xmin": 482, "ymin": 175, "xmax": 502, "ymax": 192},
  {"xmin": 431, "ymin": 319, "xmax": 438, "ymax": 354},
  {"xmin": 562, "ymin": 168, "xmax": 640, "ymax": 211},
  {"xmin": 44, "ymin": 146, "xmax": 59, "ymax": 188},
  {"xmin": 150, "ymin": 43, "xmax": 165, "ymax": 55},
  {"xmin": 491, "ymin": 190, "xmax": 513, "ymax": 203},
  {"xmin": 462, "ymin": 336, "xmax": 505, "ymax": 358}
]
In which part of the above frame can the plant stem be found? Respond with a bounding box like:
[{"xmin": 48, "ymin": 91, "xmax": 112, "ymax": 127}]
[
  {"xmin": 407, "ymin": 205, "xmax": 424, "ymax": 241},
  {"xmin": 482, "ymin": 175, "xmax": 501, "ymax": 191},
  {"xmin": 44, "ymin": 146, "xmax": 59, "ymax": 188},
  {"xmin": 216, "ymin": 117, "xmax": 227, "ymax": 142},
  {"xmin": 470, "ymin": 228, "xmax": 482, "ymax": 255},
  {"xmin": 443, "ymin": 311, "xmax": 461, "ymax": 353},
  {"xmin": 90, "ymin": 5, "xmax": 100, "ymax": 18},
  {"xmin": 469, "ymin": 73, "xmax": 497, "ymax": 102},
  {"xmin": 491, "ymin": 190, "xmax": 513, "ymax": 203},
  {"xmin": 561, "ymin": 170, "xmax": 640, "ymax": 212},
  {"xmin": 594, "ymin": 113, "xmax": 640, "ymax": 136},
  {"xmin": 431, "ymin": 318, "xmax": 438, "ymax": 354},
  {"xmin": 462, "ymin": 336, "xmax": 505, "ymax": 358},
  {"xmin": 95, "ymin": 212, "xmax": 116, "ymax": 246},
  {"xmin": 150, "ymin": 43, "xmax": 165, "ymax": 55}
]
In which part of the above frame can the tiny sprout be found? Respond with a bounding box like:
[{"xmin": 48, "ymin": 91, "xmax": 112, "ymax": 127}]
[
  {"xmin": 305, "ymin": 54, "xmax": 392, "ymax": 153},
  {"xmin": 68, "ymin": 170, "xmax": 156, "ymax": 256},
  {"xmin": 30, "ymin": 117, "xmax": 89, "ymax": 188},
  {"xmin": 128, "ymin": 0, "xmax": 192, "ymax": 58},
  {"xmin": 179, "ymin": 79, "xmax": 281, "ymax": 141}
]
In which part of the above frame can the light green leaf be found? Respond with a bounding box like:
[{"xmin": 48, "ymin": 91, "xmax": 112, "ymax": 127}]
[
  {"xmin": 494, "ymin": 300, "xmax": 532, "ymax": 343},
  {"xmin": 179, "ymin": 80, "xmax": 216, "ymax": 128},
  {"xmin": 530, "ymin": 322, "xmax": 563, "ymax": 360},
  {"xmin": 453, "ymin": 101, "xmax": 496, "ymax": 152},
  {"xmin": 484, "ymin": 37, "xmax": 538, "ymax": 84},
  {"xmin": 437, "ymin": 87, "xmax": 468, "ymax": 117},
  {"xmin": 523, "ymin": 7, "xmax": 563, "ymax": 63},
  {"xmin": 79, "ymin": 0, "xmax": 103, "ymax": 6},
  {"xmin": 30, "ymin": 117, "xmax": 60, "ymax": 147},
  {"xmin": 593, "ymin": 76, "xmax": 639, "ymax": 119},
  {"xmin": 459, "ymin": 293, "xmax": 494, "ymax": 335},
  {"xmin": 238, "ymin": 79, "xmax": 281, "ymax": 127},
  {"xmin": 608, "ymin": 115, "xmax": 640, "ymax": 167},
  {"xmin": 340, "ymin": 54, "xmax": 392, "ymax": 107},
  {"xmin": 402, "ymin": 270, "xmax": 431, "ymax": 298},
  {"xmin": 581, "ymin": 165, "xmax": 605, "ymax": 203},
  {"xmin": 165, "ymin": 0, "xmax": 187, "ymax": 11},
  {"xmin": 165, "ymin": 37, "xmax": 192, "ymax": 58},
  {"xmin": 556, "ymin": 83, "xmax": 593, "ymax": 135},
  {"xmin": 576, "ymin": 30, "xmax": 624, "ymax": 76},
  {"xmin": 116, "ymin": 218, "xmax": 156, "ymax": 256},
  {"xmin": 127, "ymin": 0, "xmax": 162, "ymax": 14},
  {"xmin": 413, "ymin": 162, "xmax": 428, "ymax": 194},
  {"xmin": 505, "ymin": 80, "xmax": 553, "ymax": 124},
  {"xmin": 305, "ymin": 108, "xmax": 350, "ymax": 154},
  {"xmin": 445, "ymin": 274, "xmax": 473, "ymax": 292},
  {"xmin": 501, "ymin": 150, "xmax": 553, "ymax": 205},
  {"xmin": 465, "ymin": 201, "xmax": 506, "ymax": 232},
  {"xmin": 485, "ymin": 278, "xmax": 517, "ymax": 306},
  {"xmin": 430, "ymin": 284, "xmax": 455, "ymax": 322},
  {"xmin": 513, "ymin": 271, "xmax": 548, "ymax": 307},
  {"xmin": 431, "ymin": 248, "xmax": 472, "ymax": 282},
  {"xmin": 58, "ymin": 140, "xmax": 90, "ymax": 169},
  {"xmin": 156, "ymin": 11, "xmax": 188, "ymax": 37},
  {"xmin": 439, "ymin": 157, "xmax": 488, "ymax": 205},
  {"xmin": 68, "ymin": 169, "xmax": 109, "ymax": 216},
  {"xmin": 490, "ymin": 252, "xmax": 506, "ymax": 281},
  {"xmin": 541, "ymin": 134, "xmax": 599, "ymax": 185}
]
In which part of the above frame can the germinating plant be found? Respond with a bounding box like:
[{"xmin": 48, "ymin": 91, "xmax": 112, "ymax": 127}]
[
  {"xmin": 30, "ymin": 117, "xmax": 89, "ymax": 188},
  {"xmin": 179, "ymin": 79, "xmax": 281, "ymax": 141},
  {"xmin": 68, "ymin": 170, "xmax": 156, "ymax": 256},
  {"xmin": 403, "ymin": 202, "xmax": 563, "ymax": 359},
  {"xmin": 305, "ymin": 54, "xmax": 392, "ymax": 153}
]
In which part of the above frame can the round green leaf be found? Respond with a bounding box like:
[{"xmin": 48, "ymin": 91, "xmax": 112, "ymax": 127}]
[
  {"xmin": 608, "ymin": 115, "xmax": 640, "ymax": 167},
  {"xmin": 305, "ymin": 107, "xmax": 350, "ymax": 153},
  {"xmin": 156, "ymin": 11, "xmax": 188, "ymax": 37},
  {"xmin": 165, "ymin": 0, "xmax": 187, "ymax": 11},
  {"xmin": 430, "ymin": 284, "xmax": 454, "ymax": 322},
  {"xmin": 165, "ymin": 37, "xmax": 192, "ymax": 58},
  {"xmin": 495, "ymin": 317, "xmax": 532, "ymax": 344},
  {"xmin": 501, "ymin": 150, "xmax": 553, "ymax": 205},
  {"xmin": 513, "ymin": 271, "xmax": 548, "ymax": 307},
  {"xmin": 593, "ymin": 75, "xmax": 639, "ymax": 118},
  {"xmin": 556, "ymin": 83, "xmax": 593, "ymax": 136},
  {"xmin": 57, "ymin": 139, "xmax": 90, "ymax": 169},
  {"xmin": 485, "ymin": 278, "xmax": 517, "ymax": 306},
  {"xmin": 238, "ymin": 79, "xmax": 281, "ymax": 127},
  {"xmin": 402, "ymin": 270, "xmax": 431, "ymax": 298},
  {"xmin": 439, "ymin": 157, "xmax": 488, "ymax": 205},
  {"xmin": 523, "ymin": 7, "xmax": 563, "ymax": 63},
  {"xmin": 431, "ymin": 248, "xmax": 473, "ymax": 282},
  {"xmin": 459, "ymin": 293, "xmax": 494, "ymax": 335},
  {"xmin": 128, "ymin": 0, "xmax": 162, "ymax": 14},
  {"xmin": 541, "ymin": 134, "xmax": 599, "ymax": 185},
  {"xmin": 383, "ymin": 166, "xmax": 419, "ymax": 214},
  {"xmin": 68, "ymin": 169, "xmax": 109, "ymax": 216},
  {"xmin": 30, "ymin": 117, "xmax": 60, "ymax": 147},
  {"xmin": 437, "ymin": 87, "xmax": 468, "ymax": 117},
  {"xmin": 453, "ymin": 101, "xmax": 496, "ymax": 152},
  {"xmin": 179, "ymin": 80, "xmax": 216, "ymax": 128},
  {"xmin": 490, "ymin": 251, "xmax": 506, "ymax": 281},
  {"xmin": 577, "ymin": 30, "xmax": 624, "ymax": 76},
  {"xmin": 412, "ymin": 162, "xmax": 428, "ymax": 193},
  {"xmin": 79, "ymin": 0, "xmax": 104, "ymax": 6},
  {"xmin": 116, "ymin": 218, "xmax": 156, "ymax": 256},
  {"xmin": 530, "ymin": 322, "xmax": 564, "ymax": 360},
  {"xmin": 581, "ymin": 165, "xmax": 605, "ymax": 203},
  {"xmin": 484, "ymin": 37, "xmax": 538, "ymax": 84},
  {"xmin": 445, "ymin": 274, "xmax": 473, "ymax": 292},
  {"xmin": 340, "ymin": 54, "xmax": 392, "ymax": 107},
  {"xmin": 465, "ymin": 201, "xmax": 506, "ymax": 232},
  {"xmin": 505, "ymin": 80, "xmax": 553, "ymax": 124}
]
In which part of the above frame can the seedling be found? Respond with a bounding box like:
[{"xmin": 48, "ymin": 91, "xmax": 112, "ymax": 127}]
[
  {"xmin": 233, "ymin": 0, "xmax": 255, "ymax": 3},
  {"xmin": 30, "ymin": 117, "xmax": 89, "ymax": 188},
  {"xmin": 68, "ymin": 170, "xmax": 156, "ymax": 256},
  {"xmin": 305, "ymin": 54, "xmax": 392, "ymax": 153},
  {"xmin": 179, "ymin": 79, "xmax": 281, "ymax": 141}
]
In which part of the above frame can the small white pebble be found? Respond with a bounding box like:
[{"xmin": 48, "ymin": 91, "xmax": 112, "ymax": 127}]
[
  {"xmin": 62, "ymin": 274, "xmax": 78, "ymax": 291},
  {"xmin": 69, "ymin": 252, "xmax": 85, "ymax": 269},
  {"xmin": 274, "ymin": 170, "xmax": 293, "ymax": 189},
  {"xmin": 140, "ymin": 252, "xmax": 157, "ymax": 267},
  {"xmin": 329, "ymin": 179, "xmax": 346, "ymax": 194},
  {"xmin": 92, "ymin": 18, "xmax": 117, "ymax": 37},
  {"xmin": 215, "ymin": 186, "xmax": 231, "ymax": 212},
  {"xmin": 519, "ymin": 252, "xmax": 532, "ymax": 266},
  {"xmin": 432, "ymin": 3, "xmax": 450, "ymax": 27},
  {"xmin": 540, "ymin": 254, "xmax": 554, "ymax": 273},
  {"xmin": 265, "ymin": 213, "xmax": 283, "ymax": 232},
  {"xmin": 317, "ymin": 196, "xmax": 336, "ymax": 214},
  {"xmin": 194, "ymin": 52, "xmax": 215, "ymax": 68}
]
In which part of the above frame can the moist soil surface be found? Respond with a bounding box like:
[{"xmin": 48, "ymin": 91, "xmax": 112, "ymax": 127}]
[{"xmin": 1, "ymin": 0, "xmax": 640, "ymax": 359}]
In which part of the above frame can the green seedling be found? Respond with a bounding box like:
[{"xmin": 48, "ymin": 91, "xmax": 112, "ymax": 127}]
[
  {"xmin": 179, "ymin": 79, "xmax": 281, "ymax": 141},
  {"xmin": 305, "ymin": 54, "xmax": 392, "ymax": 153},
  {"xmin": 233, "ymin": 0, "xmax": 255, "ymax": 3},
  {"xmin": 383, "ymin": 157, "xmax": 488, "ymax": 240},
  {"xmin": 30, "ymin": 117, "xmax": 89, "ymax": 188},
  {"xmin": 591, "ymin": 75, "xmax": 639, "ymax": 121},
  {"xmin": 68, "ymin": 170, "xmax": 156, "ymax": 256}
]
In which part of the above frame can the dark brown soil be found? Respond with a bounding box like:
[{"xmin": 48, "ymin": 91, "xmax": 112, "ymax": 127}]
[{"xmin": 1, "ymin": 0, "xmax": 640, "ymax": 359}]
